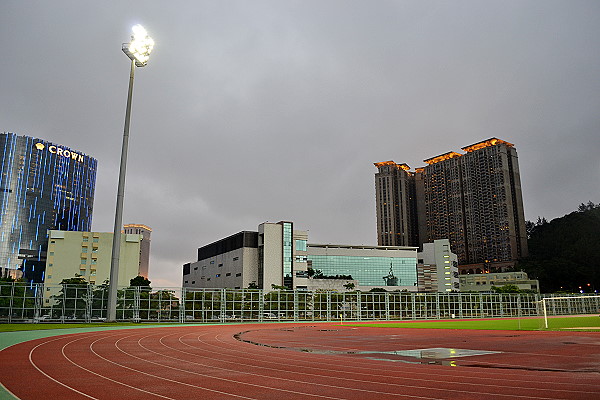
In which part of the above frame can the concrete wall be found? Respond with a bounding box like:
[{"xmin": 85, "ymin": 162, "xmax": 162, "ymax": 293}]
[{"xmin": 259, "ymin": 223, "xmax": 283, "ymax": 289}]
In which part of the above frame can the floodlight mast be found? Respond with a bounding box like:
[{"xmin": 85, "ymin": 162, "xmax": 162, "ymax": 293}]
[{"xmin": 107, "ymin": 25, "xmax": 154, "ymax": 322}]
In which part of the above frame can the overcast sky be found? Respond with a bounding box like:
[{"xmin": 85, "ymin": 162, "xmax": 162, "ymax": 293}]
[{"xmin": 1, "ymin": 1, "xmax": 599, "ymax": 287}]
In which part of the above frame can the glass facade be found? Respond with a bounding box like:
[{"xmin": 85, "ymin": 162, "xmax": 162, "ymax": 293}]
[
  {"xmin": 307, "ymin": 255, "xmax": 417, "ymax": 287},
  {"xmin": 295, "ymin": 239, "xmax": 307, "ymax": 252},
  {"xmin": 0, "ymin": 133, "xmax": 97, "ymax": 282}
]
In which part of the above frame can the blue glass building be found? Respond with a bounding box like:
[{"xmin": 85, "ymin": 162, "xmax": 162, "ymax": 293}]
[
  {"xmin": 307, "ymin": 244, "xmax": 418, "ymax": 289},
  {"xmin": 0, "ymin": 132, "xmax": 97, "ymax": 282}
]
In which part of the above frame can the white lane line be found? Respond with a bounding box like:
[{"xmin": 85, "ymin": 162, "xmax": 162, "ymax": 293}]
[
  {"xmin": 115, "ymin": 332, "xmax": 347, "ymax": 400},
  {"xmin": 90, "ymin": 332, "xmax": 257, "ymax": 400},
  {"xmin": 195, "ymin": 327, "xmax": 599, "ymax": 397},
  {"xmin": 28, "ymin": 335, "xmax": 98, "ymax": 399},
  {"xmin": 60, "ymin": 333, "xmax": 176, "ymax": 399},
  {"xmin": 209, "ymin": 326, "xmax": 600, "ymax": 387}
]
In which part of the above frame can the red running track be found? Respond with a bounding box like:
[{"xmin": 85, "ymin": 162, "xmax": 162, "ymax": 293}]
[{"xmin": 1, "ymin": 323, "xmax": 599, "ymax": 399}]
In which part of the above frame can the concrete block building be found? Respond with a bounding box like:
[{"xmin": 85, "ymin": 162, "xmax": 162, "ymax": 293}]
[{"xmin": 44, "ymin": 230, "xmax": 143, "ymax": 287}]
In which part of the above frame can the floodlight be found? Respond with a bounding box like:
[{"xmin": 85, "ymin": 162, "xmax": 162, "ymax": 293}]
[{"xmin": 122, "ymin": 24, "xmax": 155, "ymax": 67}]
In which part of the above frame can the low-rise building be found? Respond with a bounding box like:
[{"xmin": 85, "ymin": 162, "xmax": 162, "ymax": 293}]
[
  {"xmin": 459, "ymin": 271, "xmax": 539, "ymax": 292},
  {"xmin": 183, "ymin": 221, "xmax": 419, "ymax": 292}
]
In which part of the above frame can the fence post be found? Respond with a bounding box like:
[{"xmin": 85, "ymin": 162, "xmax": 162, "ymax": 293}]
[
  {"xmin": 85, "ymin": 285, "xmax": 93, "ymax": 323},
  {"xmin": 220, "ymin": 289, "xmax": 227, "ymax": 323},
  {"xmin": 179, "ymin": 287, "xmax": 185, "ymax": 323},
  {"xmin": 8, "ymin": 282, "xmax": 15, "ymax": 323},
  {"xmin": 385, "ymin": 292, "xmax": 390, "ymax": 320},
  {"xmin": 327, "ymin": 291, "xmax": 332, "ymax": 321},
  {"xmin": 34, "ymin": 283, "xmax": 43, "ymax": 322}
]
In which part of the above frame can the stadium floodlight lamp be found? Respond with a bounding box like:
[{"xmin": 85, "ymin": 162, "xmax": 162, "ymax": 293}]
[
  {"xmin": 122, "ymin": 24, "xmax": 154, "ymax": 67},
  {"xmin": 108, "ymin": 24, "xmax": 154, "ymax": 322}
]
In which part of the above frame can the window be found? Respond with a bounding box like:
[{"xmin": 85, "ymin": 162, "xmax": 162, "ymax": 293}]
[
  {"xmin": 93, "ymin": 238, "xmax": 99, "ymax": 243},
  {"xmin": 216, "ymin": 274, "xmax": 221, "ymax": 278},
  {"xmin": 192, "ymin": 281, "xmax": 195, "ymax": 284},
  {"xmin": 194, "ymin": 267, "xmax": 198, "ymax": 270},
  {"xmin": 235, "ymin": 273, "xmax": 242, "ymax": 277},
  {"xmin": 233, "ymin": 257, "xmax": 239, "ymax": 261},
  {"xmin": 295, "ymin": 239, "xmax": 307, "ymax": 252},
  {"xmin": 218, "ymin": 263, "xmax": 223, "ymax": 267},
  {"xmin": 82, "ymin": 237, "xmax": 88, "ymax": 242},
  {"xmin": 81, "ymin": 259, "xmax": 87, "ymax": 265},
  {"xmin": 210, "ymin": 261, "xmax": 215, "ymax": 264},
  {"xmin": 226, "ymin": 273, "xmax": 231, "ymax": 276},
  {"xmin": 82, "ymin": 248, "xmax": 88, "ymax": 253}
]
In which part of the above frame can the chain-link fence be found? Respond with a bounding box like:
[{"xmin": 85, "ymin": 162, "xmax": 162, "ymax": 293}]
[{"xmin": 1, "ymin": 282, "xmax": 599, "ymax": 323}]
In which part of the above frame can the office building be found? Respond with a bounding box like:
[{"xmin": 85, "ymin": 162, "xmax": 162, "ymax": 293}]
[
  {"xmin": 375, "ymin": 138, "xmax": 528, "ymax": 273},
  {"xmin": 0, "ymin": 132, "xmax": 97, "ymax": 282},
  {"xmin": 123, "ymin": 224, "xmax": 152, "ymax": 278},
  {"xmin": 45, "ymin": 230, "xmax": 143, "ymax": 288},
  {"xmin": 307, "ymin": 244, "xmax": 418, "ymax": 291},
  {"xmin": 183, "ymin": 221, "xmax": 419, "ymax": 292}
]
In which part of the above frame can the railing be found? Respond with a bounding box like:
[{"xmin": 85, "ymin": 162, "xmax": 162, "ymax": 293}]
[{"xmin": 1, "ymin": 282, "xmax": 599, "ymax": 323}]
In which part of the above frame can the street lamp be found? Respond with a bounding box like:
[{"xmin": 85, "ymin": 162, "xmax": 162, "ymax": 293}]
[{"xmin": 107, "ymin": 25, "xmax": 154, "ymax": 322}]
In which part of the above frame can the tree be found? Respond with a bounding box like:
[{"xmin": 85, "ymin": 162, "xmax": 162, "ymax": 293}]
[
  {"xmin": 0, "ymin": 277, "xmax": 36, "ymax": 319},
  {"xmin": 130, "ymin": 275, "xmax": 151, "ymax": 287},
  {"xmin": 491, "ymin": 284, "xmax": 521, "ymax": 293},
  {"xmin": 343, "ymin": 282, "xmax": 355, "ymax": 291},
  {"xmin": 51, "ymin": 276, "xmax": 90, "ymax": 319},
  {"xmin": 519, "ymin": 204, "xmax": 600, "ymax": 292}
]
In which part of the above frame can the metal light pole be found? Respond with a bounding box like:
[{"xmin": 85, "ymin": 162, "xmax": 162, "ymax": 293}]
[{"xmin": 107, "ymin": 25, "xmax": 154, "ymax": 322}]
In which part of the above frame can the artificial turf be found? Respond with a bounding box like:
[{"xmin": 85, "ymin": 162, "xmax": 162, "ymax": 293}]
[
  {"xmin": 0, "ymin": 322, "xmax": 181, "ymax": 332},
  {"xmin": 348, "ymin": 315, "xmax": 600, "ymax": 331}
]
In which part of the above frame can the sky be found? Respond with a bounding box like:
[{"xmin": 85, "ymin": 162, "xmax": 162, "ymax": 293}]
[{"xmin": 1, "ymin": 1, "xmax": 599, "ymax": 287}]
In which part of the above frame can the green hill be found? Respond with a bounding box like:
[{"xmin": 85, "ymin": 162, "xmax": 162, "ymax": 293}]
[{"xmin": 519, "ymin": 203, "xmax": 600, "ymax": 293}]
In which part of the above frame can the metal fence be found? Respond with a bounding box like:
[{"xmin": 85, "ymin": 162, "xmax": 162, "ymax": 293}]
[{"xmin": 1, "ymin": 282, "xmax": 599, "ymax": 323}]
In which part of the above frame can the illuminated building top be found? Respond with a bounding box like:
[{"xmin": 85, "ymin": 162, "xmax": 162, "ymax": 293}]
[
  {"xmin": 423, "ymin": 151, "xmax": 463, "ymax": 165},
  {"xmin": 124, "ymin": 223, "xmax": 153, "ymax": 232},
  {"xmin": 374, "ymin": 161, "xmax": 411, "ymax": 171},
  {"xmin": 462, "ymin": 138, "xmax": 513, "ymax": 153}
]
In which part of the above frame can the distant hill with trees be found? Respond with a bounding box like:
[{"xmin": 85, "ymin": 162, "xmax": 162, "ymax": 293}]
[{"xmin": 519, "ymin": 201, "xmax": 600, "ymax": 293}]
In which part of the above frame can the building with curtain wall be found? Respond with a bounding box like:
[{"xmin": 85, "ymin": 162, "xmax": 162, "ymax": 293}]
[
  {"xmin": 183, "ymin": 221, "xmax": 419, "ymax": 292},
  {"xmin": 0, "ymin": 132, "xmax": 97, "ymax": 282}
]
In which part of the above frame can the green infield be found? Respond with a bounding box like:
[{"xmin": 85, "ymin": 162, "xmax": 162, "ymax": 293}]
[
  {"xmin": 348, "ymin": 316, "xmax": 600, "ymax": 331},
  {"xmin": 0, "ymin": 323, "xmax": 156, "ymax": 332}
]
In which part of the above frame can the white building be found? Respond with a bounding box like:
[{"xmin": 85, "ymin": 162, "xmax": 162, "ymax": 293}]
[{"xmin": 417, "ymin": 239, "xmax": 460, "ymax": 292}]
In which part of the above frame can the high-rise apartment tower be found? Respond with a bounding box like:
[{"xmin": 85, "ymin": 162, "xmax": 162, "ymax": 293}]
[{"xmin": 375, "ymin": 138, "xmax": 528, "ymax": 272}]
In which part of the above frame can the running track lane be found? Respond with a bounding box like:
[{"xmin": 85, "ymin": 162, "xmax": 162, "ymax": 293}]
[{"xmin": 0, "ymin": 323, "xmax": 599, "ymax": 399}]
